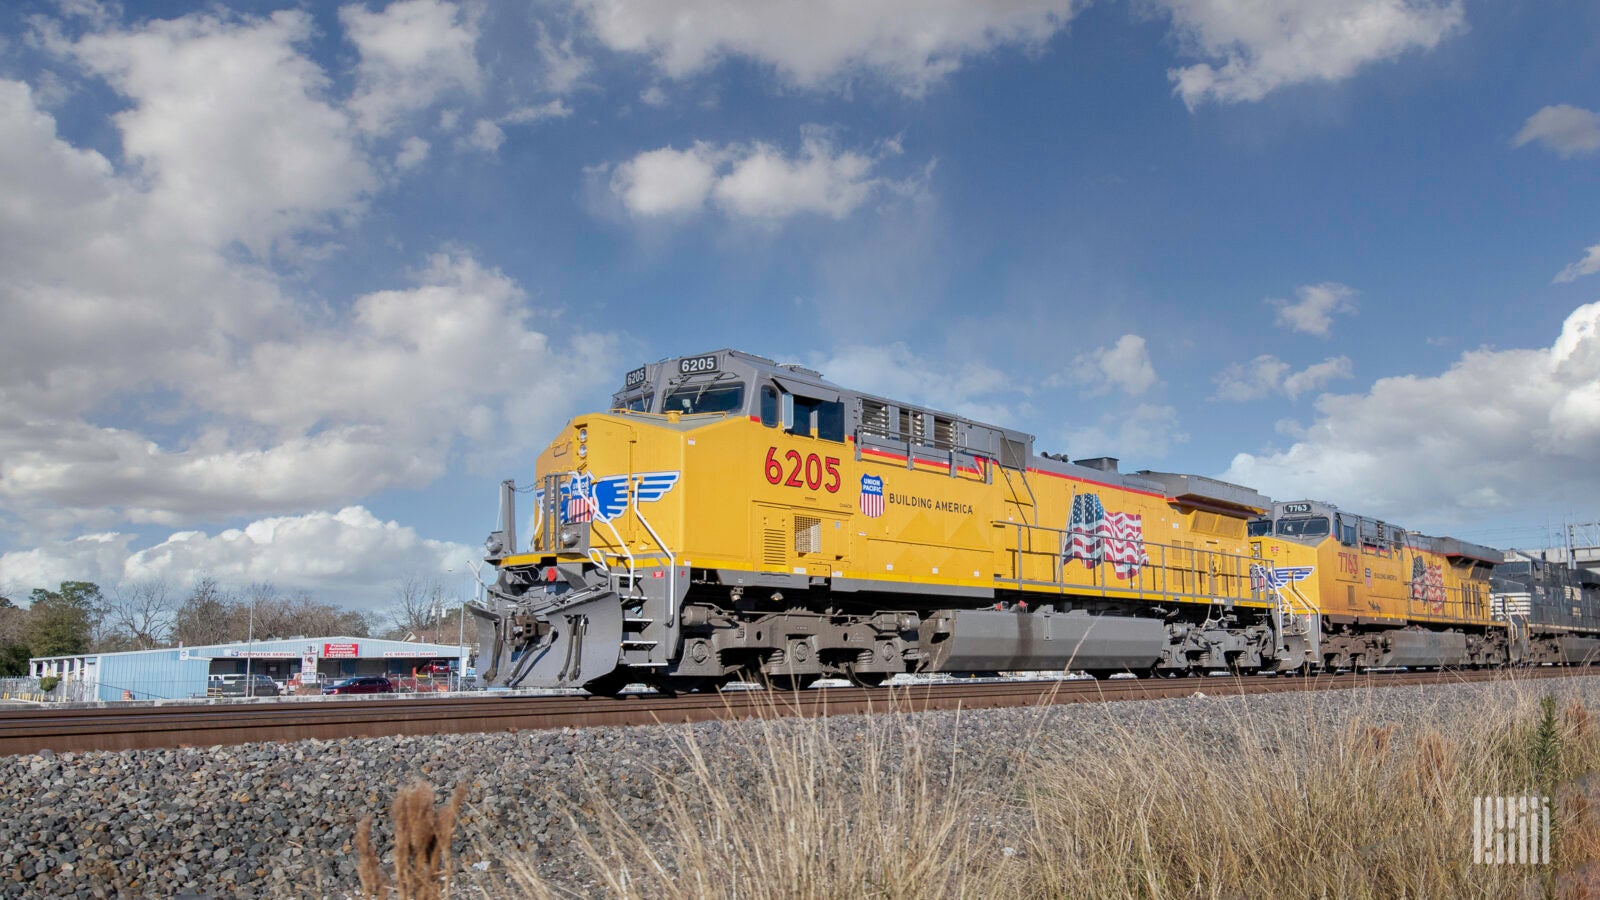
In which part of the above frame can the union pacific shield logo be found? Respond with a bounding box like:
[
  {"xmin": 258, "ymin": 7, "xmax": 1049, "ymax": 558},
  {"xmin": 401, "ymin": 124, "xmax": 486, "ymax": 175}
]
[{"xmin": 860, "ymin": 474, "xmax": 884, "ymax": 518}]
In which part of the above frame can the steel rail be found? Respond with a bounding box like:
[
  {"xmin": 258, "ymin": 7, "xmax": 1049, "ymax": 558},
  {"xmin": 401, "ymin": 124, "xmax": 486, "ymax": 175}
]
[{"xmin": 1, "ymin": 668, "xmax": 1595, "ymax": 756}]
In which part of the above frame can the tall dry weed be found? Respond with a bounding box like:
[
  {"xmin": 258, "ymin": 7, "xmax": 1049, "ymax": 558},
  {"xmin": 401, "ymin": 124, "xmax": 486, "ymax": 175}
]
[{"xmin": 357, "ymin": 780, "xmax": 468, "ymax": 900}]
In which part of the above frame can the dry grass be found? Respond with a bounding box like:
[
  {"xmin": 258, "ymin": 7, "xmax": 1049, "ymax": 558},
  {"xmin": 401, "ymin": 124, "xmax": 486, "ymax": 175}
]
[
  {"xmin": 496, "ymin": 677, "xmax": 1600, "ymax": 899},
  {"xmin": 358, "ymin": 779, "xmax": 469, "ymax": 900}
]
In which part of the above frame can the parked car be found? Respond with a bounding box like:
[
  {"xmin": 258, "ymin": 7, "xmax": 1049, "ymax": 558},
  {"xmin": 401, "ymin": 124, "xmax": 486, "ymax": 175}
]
[
  {"xmin": 216, "ymin": 673, "xmax": 279, "ymax": 697},
  {"xmin": 322, "ymin": 676, "xmax": 394, "ymax": 696}
]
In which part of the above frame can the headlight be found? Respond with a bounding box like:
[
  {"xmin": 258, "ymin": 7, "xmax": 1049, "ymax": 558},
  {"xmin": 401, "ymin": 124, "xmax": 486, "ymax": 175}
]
[
  {"xmin": 577, "ymin": 445, "xmax": 587, "ymax": 458},
  {"xmin": 577, "ymin": 427, "xmax": 588, "ymax": 443},
  {"xmin": 559, "ymin": 525, "xmax": 582, "ymax": 548}
]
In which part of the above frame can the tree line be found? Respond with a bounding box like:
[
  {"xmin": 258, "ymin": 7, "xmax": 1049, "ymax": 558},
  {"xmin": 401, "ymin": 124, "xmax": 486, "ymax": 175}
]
[{"xmin": 0, "ymin": 575, "xmax": 468, "ymax": 677}]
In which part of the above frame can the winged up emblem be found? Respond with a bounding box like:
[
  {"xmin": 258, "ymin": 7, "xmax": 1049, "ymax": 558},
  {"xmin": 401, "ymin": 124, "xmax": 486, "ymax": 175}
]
[{"xmin": 560, "ymin": 471, "xmax": 680, "ymax": 523}]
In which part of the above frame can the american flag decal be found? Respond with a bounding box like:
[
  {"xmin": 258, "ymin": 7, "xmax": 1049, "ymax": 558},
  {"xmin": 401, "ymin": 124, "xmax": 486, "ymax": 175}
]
[
  {"xmin": 1064, "ymin": 493, "xmax": 1149, "ymax": 579},
  {"xmin": 560, "ymin": 473, "xmax": 594, "ymax": 523},
  {"xmin": 1411, "ymin": 557, "xmax": 1446, "ymax": 612},
  {"xmin": 859, "ymin": 474, "xmax": 884, "ymax": 518}
]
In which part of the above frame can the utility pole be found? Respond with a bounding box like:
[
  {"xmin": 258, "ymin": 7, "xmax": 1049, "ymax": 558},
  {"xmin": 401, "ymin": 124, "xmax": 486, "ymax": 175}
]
[{"xmin": 244, "ymin": 598, "xmax": 255, "ymax": 693}]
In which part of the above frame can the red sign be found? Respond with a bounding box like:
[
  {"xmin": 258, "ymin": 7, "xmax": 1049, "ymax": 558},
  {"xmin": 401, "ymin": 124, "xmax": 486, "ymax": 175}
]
[{"xmin": 323, "ymin": 642, "xmax": 359, "ymax": 658}]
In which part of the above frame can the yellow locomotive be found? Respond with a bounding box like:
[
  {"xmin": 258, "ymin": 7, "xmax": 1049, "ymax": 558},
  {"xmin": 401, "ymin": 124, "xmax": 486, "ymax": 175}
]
[
  {"xmin": 1247, "ymin": 500, "xmax": 1505, "ymax": 670},
  {"xmin": 474, "ymin": 349, "xmax": 1324, "ymax": 693}
]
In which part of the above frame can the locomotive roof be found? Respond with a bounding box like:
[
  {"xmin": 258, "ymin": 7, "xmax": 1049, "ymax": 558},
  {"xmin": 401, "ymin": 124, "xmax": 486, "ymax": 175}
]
[{"xmin": 1260, "ymin": 498, "xmax": 1500, "ymax": 562}]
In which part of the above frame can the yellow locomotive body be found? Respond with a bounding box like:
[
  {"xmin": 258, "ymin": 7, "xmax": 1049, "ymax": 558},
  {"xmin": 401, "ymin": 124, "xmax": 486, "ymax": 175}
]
[
  {"xmin": 473, "ymin": 350, "xmax": 1509, "ymax": 692},
  {"xmin": 1250, "ymin": 500, "xmax": 1504, "ymax": 668},
  {"xmin": 477, "ymin": 350, "xmax": 1301, "ymax": 692}
]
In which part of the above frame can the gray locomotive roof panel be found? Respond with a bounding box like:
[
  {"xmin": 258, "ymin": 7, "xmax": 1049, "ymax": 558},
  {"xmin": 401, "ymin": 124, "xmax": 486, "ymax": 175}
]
[
  {"xmin": 1414, "ymin": 535, "xmax": 1502, "ymax": 564},
  {"xmin": 1134, "ymin": 471, "xmax": 1270, "ymax": 512}
]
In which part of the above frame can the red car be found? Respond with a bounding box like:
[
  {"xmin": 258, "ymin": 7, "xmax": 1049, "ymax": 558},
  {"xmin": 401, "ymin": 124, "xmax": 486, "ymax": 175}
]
[{"xmin": 321, "ymin": 676, "xmax": 394, "ymax": 695}]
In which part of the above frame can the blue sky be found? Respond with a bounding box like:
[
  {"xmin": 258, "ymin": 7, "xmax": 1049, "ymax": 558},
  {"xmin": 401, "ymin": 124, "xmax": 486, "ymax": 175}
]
[{"xmin": 1, "ymin": 0, "xmax": 1598, "ymax": 608}]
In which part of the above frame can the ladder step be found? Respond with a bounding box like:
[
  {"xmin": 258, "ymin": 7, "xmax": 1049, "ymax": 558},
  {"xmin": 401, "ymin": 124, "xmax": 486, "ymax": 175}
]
[
  {"xmin": 623, "ymin": 618, "xmax": 654, "ymax": 627},
  {"xmin": 621, "ymin": 640, "xmax": 658, "ymax": 648}
]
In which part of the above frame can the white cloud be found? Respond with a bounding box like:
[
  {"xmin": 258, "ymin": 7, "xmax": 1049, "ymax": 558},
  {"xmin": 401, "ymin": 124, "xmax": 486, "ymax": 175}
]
[
  {"xmin": 4, "ymin": 252, "xmax": 613, "ymax": 524},
  {"xmin": 341, "ymin": 0, "xmax": 482, "ymax": 135},
  {"xmin": 1281, "ymin": 356, "xmax": 1354, "ymax": 398},
  {"xmin": 1070, "ymin": 334, "xmax": 1157, "ymax": 397},
  {"xmin": 0, "ymin": 509, "xmax": 474, "ymax": 608},
  {"xmin": 395, "ymin": 135, "xmax": 430, "ymax": 170},
  {"xmin": 1066, "ymin": 404, "xmax": 1188, "ymax": 462},
  {"xmin": 0, "ymin": 533, "xmax": 136, "ymax": 598},
  {"xmin": 608, "ymin": 128, "xmax": 913, "ymax": 222},
  {"xmin": 1222, "ymin": 302, "xmax": 1600, "ymax": 526},
  {"xmin": 0, "ymin": 65, "xmax": 613, "ymax": 529},
  {"xmin": 0, "ymin": 77, "xmax": 291, "ymax": 418},
  {"xmin": 1268, "ymin": 282, "xmax": 1358, "ymax": 336},
  {"xmin": 1214, "ymin": 354, "xmax": 1353, "ymax": 401},
  {"xmin": 1554, "ymin": 243, "xmax": 1600, "ymax": 285},
  {"xmin": 70, "ymin": 9, "xmax": 378, "ymax": 254},
  {"xmin": 1514, "ymin": 105, "xmax": 1600, "ymax": 159},
  {"xmin": 466, "ymin": 118, "xmax": 504, "ymax": 152},
  {"xmin": 503, "ymin": 99, "xmax": 573, "ymax": 125},
  {"xmin": 1159, "ymin": 0, "xmax": 1465, "ymax": 108},
  {"xmin": 579, "ymin": 0, "xmax": 1082, "ymax": 96},
  {"xmin": 1213, "ymin": 355, "xmax": 1291, "ymax": 401},
  {"xmin": 609, "ymin": 143, "xmax": 723, "ymax": 217},
  {"xmin": 808, "ymin": 343, "xmax": 1021, "ymax": 425},
  {"xmin": 713, "ymin": 135, "xmax": 880, "ymax": 220},
  {"xmin": 536, "ymin": 22, "xmax": 591, "ymax": 95}
]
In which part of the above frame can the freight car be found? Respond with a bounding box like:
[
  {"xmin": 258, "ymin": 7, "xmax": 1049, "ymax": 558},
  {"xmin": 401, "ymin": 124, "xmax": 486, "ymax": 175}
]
[
  {"xmin": 1246, "ymin": 500, "xmax": 1505, "ymax": 671},
  {"xmin": 1491, "ymin": 558, "xmax": 1600, "ymax": 664}
]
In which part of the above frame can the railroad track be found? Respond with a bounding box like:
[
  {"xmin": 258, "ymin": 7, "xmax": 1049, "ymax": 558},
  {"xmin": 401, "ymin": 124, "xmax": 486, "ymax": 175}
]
[{"xmin": 2, "ymin": 668, "xmax": 1596, "ymax": 756}]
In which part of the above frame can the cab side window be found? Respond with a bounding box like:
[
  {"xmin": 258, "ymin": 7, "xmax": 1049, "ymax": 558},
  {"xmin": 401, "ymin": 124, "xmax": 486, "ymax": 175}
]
[
  {"xmin": 787, "ymin": 395, "xmax": 845, "ymax": 442},
  {"xmin": 761, "ymin": 385, "xmax": 779, "ymax": 427}
]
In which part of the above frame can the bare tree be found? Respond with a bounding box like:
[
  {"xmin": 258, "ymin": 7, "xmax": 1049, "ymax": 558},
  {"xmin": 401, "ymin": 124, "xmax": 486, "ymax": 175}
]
[
  {"xmin": 229, "ymin": 584, "xmax": 372, "ymax": 640},
  {"xmin": 103, "ymin": 580, "xmax": 176, "ymax": 651},
  {"xmin": 173, "ymin": 577, "xmax": 237, "ymax": 646},
  {"xmin": 387, "ymin": 574, "xmax": 446, "ymax": 640}
]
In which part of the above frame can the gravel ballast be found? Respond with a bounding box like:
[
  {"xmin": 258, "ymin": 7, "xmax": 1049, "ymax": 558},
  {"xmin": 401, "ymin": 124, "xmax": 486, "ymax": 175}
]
[{"xmin": 4, "ymin": 674, "xmax": 1598, "ymax": 898}]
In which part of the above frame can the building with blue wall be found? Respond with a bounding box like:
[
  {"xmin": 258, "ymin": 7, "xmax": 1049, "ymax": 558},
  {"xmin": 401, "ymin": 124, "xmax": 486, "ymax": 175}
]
[{"xmin": 30, "ymin": 637, "xmax": 467, "ymax": 701}]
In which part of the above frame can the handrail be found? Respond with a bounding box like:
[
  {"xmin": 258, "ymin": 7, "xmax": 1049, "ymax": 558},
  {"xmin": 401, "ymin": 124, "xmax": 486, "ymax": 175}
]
[
  {"xmin": 996, "ymin": 519, "xmax": 1274, "ymax": 606},
  {"xmin": 854, "ymin": 426, "xmax": 994, "ymax": 483},
  {"xmin": 631, "ymin": 488, "xmax": 678, "ymax": 620}
]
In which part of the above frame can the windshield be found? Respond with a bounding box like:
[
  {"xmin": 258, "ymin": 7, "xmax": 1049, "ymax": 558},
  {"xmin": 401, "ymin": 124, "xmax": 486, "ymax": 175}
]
[
  {"xmin": 1276, "ymin": 517, "xmax": 1330, "ymax": 538},
  {"xmin": 662, "ymin": 382, "xmax": 745, "ymax": 415},
  {"xmin": 613, "ymin": 392, "xmax": 651, "ymax": 412},
  {"xmin": 1247, "ymin": 519, "xmax": 1272, "ymax": 537}
]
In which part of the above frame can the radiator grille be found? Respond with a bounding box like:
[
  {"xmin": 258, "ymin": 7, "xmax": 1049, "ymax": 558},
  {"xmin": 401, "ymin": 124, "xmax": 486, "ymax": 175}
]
[{"xmin": 794, "ymin": 516, "xmax": 821, "ymax": 554}]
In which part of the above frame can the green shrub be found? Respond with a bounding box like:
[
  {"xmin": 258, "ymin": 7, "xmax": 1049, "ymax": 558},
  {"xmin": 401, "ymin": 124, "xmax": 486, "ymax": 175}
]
[{"xmin": 38, "ymin": 675, "xmax": 59, "ymax": 693}]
